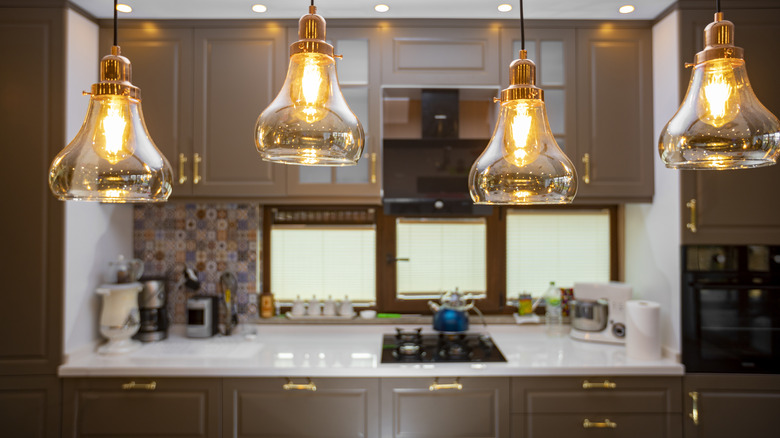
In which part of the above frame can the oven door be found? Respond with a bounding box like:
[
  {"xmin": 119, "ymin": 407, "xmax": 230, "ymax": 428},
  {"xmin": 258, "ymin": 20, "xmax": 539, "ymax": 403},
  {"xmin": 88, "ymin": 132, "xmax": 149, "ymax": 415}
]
[{"xmin": 683, "ymin": 282, "xmax": 780, "ymax": 373}]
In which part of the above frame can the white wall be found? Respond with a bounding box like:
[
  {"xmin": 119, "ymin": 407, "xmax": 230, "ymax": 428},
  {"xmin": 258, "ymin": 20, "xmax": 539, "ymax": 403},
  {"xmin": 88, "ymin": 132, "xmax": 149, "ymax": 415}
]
[
  {"xmin": 624, "ymin": 10, "xmax": 682, "ymax": 353},
  {"xmin": 63, "ymin": 9, "xmax": 134, "ymax": 355}
]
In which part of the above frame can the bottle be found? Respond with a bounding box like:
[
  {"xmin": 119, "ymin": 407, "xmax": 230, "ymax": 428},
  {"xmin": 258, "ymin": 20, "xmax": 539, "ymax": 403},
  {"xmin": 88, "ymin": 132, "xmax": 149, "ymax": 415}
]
[
  {"xmin": 260, "ymin": 291, "xmax": 275, "ymax": 319},
  {"xmin": 544, "ymin": 281, "xmax": 568, "ymax": 337}
]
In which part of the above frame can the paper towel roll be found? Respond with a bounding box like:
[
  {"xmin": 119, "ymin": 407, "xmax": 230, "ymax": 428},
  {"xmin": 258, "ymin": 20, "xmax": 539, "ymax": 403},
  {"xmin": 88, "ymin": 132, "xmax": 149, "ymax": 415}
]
[{"xmin": 626, "ymin": 300, "xmax": 661, "ymax": 361}]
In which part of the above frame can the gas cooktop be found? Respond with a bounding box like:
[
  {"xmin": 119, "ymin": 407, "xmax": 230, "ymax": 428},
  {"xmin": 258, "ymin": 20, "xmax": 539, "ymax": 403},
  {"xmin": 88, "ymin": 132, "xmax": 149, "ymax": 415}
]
[{"xmin": 381, "ymin": 328, "xmax": 507, "ymax": 363}]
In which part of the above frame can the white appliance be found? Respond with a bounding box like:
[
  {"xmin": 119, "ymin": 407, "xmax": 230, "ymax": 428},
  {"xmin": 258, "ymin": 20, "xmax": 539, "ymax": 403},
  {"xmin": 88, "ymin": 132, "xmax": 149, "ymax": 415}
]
[{"xmin": 569, "ymin": 282, "xmax": 632, "ymax": 345}]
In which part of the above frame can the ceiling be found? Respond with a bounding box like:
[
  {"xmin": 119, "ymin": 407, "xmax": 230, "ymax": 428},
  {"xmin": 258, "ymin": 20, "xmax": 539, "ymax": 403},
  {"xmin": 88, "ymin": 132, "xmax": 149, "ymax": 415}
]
[{"xmin": 70, "ymin": 0, "xmax": 676, "ymax": 21}]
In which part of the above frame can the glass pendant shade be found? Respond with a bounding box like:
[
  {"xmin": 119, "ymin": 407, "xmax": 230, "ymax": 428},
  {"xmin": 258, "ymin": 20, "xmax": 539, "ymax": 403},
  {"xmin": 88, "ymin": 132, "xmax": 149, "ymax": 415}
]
[
  {"xmin": 469, "ymin": 51, "xmax": 577, "ymax": 204},
  {"xmin": 49, "ymin": 46, "xmax": 173, "ymax": 202},
  {"xmin": 255, "ymin": 5, "xmax": 364, "ymax": 166},
  {"xmin": 660, "ymin": 13, "xmax": 780, "ymax": 169}
]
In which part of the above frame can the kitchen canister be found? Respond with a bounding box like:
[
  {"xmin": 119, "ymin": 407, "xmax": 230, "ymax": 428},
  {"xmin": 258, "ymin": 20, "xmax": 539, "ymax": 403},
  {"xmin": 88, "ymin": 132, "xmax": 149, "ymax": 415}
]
[{"xmin": 625, "ymin": 300, "xmax": 661, "ymax": 361}]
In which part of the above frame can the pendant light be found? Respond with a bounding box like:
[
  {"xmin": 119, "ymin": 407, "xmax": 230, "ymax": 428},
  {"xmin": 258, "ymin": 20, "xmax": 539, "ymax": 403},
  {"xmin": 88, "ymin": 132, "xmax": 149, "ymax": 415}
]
[
  {"xmin": 49, "ymin": 0, "xmax": 173, "ymax": 202},
  {"xmin": 469, "ymin": 0, "xmax": 576, "ymax": 204},
  {"xmin": 254, "ymin": 0, "xmax": 364, "ymax": 166},
  {"xmin": 659, "ymin": 0, "xmax": 780, "ymax": 170}
]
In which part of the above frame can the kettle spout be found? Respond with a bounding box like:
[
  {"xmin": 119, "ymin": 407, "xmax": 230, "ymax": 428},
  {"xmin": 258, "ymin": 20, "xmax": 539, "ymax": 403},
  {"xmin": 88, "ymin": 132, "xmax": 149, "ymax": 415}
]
[{"xmin": 428, "ymin": 301, "xmax": 440, "ymax": 312}]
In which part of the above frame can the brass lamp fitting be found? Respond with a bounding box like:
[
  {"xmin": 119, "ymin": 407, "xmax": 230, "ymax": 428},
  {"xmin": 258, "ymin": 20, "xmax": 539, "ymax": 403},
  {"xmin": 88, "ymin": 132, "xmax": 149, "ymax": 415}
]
[
  {"xmin": 694, "ymin": 12, "xmax": 744, "ymax": 64},
  {"xmin": 90, "ymin": 46, "xmax": 140, "ymax": 99},
  {"xmin": 500, "ymin": 50, "xmax": 544, "ymax": 103},
  {"xmin": 290, "ymin": 5, "xmax": 335, "ymax": 57}
]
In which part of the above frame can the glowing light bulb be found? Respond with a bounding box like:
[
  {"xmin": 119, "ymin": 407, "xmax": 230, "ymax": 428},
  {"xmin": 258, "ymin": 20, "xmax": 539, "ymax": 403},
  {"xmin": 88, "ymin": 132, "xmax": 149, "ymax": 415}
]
[
  {"xmin": 697, "ymin": 58, "xmax": 740, "ymax": 128},
  {"xmin": 293, "ymin": 53, "xmax": 328, "ymax": 123},
  {"xmin": 93, "ymin": 95, "xmax": 133, "ymax": 164},
  {"xmin": 504, "ymin": 101, "xmax": 541, "ymax": 167}
]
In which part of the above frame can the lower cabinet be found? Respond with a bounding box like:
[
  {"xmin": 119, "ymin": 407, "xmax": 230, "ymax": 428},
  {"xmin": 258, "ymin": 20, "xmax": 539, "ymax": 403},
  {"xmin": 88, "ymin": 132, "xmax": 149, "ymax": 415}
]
[
  {"xmin": 61, "ymin": 378, "xmax": 221, "ymax": 438},
  {"xmin": 381, "ymin": 377, "xmax": 510, "ymax": 438},
  {"xmin": 512, "ymin": 376, "xmax": 682, "ymax": 438},
  {"xmin": 0, "ymin": 375, "xmax": 60, "ymax": 438},
  {"xmin": 683, "ymin": 374, "xmax": 780, "ymax": 438},
  {"xmin": 223, "ymin": 377, "xmax": 380, "ymax": 438}
]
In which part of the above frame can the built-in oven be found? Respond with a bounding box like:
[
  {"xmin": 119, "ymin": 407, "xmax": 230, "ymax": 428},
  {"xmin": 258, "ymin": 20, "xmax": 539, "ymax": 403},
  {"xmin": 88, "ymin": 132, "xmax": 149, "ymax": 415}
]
[{"xmin": 682, "ymin": 245, "xmax": 780, "ymax": 373}]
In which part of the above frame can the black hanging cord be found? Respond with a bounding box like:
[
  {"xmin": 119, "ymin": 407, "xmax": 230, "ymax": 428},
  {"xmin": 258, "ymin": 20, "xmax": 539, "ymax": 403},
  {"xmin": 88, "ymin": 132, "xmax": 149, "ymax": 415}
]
[
  {"xmin": 716, "ymin": 0, "xmax": 721, "ymax": 13},
  {"xmin": 520, "ymin": 0, "xmax": 525, "ymax": 51},
  {"xmin": 113, "ymin": 0, "xmax": 118, "ymax": 46},
  {"xmin": 311, "ymin": 0, "xmax": 314, "ymax": 6}
]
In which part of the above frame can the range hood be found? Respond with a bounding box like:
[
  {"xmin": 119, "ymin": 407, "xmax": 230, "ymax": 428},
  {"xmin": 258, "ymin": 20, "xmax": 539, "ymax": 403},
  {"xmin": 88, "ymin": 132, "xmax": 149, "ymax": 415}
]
[{"xmin": 382, "ymin": 88, "xmax": 495, "ymax": 216}]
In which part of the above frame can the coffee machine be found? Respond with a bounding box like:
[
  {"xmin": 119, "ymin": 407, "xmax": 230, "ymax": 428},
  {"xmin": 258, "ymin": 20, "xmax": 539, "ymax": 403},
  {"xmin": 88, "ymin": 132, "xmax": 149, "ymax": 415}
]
[
  {"xmin": 569, "ymin": 282, "xmax": 632, "ymax": 344},
  {"xmin": 134, "ymin": 278, "xmax": 169, "ymax": 342}
]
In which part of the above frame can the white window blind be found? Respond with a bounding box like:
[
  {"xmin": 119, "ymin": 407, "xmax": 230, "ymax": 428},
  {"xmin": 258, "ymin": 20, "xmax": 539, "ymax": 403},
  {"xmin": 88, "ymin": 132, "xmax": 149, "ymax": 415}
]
[
  {"xmin": 506, "ymin": 209, "xmax": 610, "ymax": 297},
  {"xmin": 270, "ymin": 225, "xmax": 376, "ymax": 302},
  {"xmin": 396, "ymin": 218, "xmax": 486, "ymax": 297}
]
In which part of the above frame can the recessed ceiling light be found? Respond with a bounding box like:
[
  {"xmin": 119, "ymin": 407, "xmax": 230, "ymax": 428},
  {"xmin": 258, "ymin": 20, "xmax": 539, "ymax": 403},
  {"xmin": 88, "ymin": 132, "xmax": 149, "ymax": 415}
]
[
  {"xmin": 498, "ymin": 4, "xmax": 512, "ymax": 13},
  {"xmin": 619, "ymin": 5, "xmax": 635, "ymax": 14},
  {"xmin": 115, "ymin": 4, "xmax": 132, "ymax": 13},
  {"xmin": 375, "ymin": 4, "xmax": 390, "ymax": 13},
  {"xmin": 252, "ymin": 4, "xmax": 268, "ymax": 13}
]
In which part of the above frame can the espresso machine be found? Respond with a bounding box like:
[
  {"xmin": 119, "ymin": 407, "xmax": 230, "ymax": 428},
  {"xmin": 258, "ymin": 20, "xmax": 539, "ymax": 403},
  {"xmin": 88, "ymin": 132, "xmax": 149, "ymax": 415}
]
[{"xmin": 134, "ymin": 278, "xmax": 169, "ymax": 342}]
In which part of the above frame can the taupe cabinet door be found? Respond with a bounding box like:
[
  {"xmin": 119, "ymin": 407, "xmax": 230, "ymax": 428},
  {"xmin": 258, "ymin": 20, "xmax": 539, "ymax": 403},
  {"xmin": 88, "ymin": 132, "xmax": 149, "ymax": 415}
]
[
  {"xmin": 62, "ymin": 378, "xmax": 221, "ymax": 438},
  {"xmin": 679, "ymin": 8, "xmax": 780, "ymax": 244},
  {"xmin": 575, "ymin": 27, "xmax": 654, "ymax": 203},
  {"xmin": 684, "ymin": 374, "xmax": 780, "ymax": 438},
  {"xmin": 223, "ymin": 377, "xmax": 379, "ymax": 438},
  {"xmin": 0, "ymin": 376, "xmax": 60, "ymax": 438},
  {"xmin": 381, "ymin": 377, "xmax": 510, "ymax": 438}
]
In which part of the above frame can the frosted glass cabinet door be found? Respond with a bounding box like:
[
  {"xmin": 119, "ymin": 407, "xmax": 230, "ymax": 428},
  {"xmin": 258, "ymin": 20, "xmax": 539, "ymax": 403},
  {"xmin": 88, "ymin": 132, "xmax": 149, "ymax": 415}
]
[{"xmin": 287, "ymin": 29, "xmax": 381, "ymax": 199}]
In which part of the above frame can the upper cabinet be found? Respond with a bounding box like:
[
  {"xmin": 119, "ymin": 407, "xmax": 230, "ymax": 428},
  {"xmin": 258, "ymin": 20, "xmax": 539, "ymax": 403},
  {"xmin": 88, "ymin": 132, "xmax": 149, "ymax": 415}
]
[{"xmin": 679, "ymin": 8, "xmax": 780, "ymax": 244}]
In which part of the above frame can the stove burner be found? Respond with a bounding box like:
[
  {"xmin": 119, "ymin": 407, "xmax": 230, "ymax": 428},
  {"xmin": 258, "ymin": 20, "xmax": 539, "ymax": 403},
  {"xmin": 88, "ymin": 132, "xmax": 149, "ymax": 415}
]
[
  {"xmin": 395, "ymin": 328, "xmax": 422, "ymax": 342},
  {"xmin": 382, "ymin": 328, "xmax": 507, "ymax": 363},
  {"xmin": 437, "ymin": 333, "xmax": 473, "ymax": 360}
]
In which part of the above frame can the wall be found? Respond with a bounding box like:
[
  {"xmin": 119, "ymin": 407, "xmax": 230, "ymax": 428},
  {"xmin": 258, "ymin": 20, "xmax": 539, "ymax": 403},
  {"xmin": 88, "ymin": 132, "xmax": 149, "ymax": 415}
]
[
  {"xmin": 62, "ymin": 9, "xmax": 134, "ymax": 355},
  {"xmin": 624, "ymin": 9, "xmax": 681, "ymax": 353}
]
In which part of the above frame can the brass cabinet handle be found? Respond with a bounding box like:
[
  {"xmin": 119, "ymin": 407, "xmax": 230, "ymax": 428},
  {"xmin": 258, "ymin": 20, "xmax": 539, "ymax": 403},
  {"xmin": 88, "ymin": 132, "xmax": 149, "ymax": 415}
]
[
  {"xmin": 583, "ymin": 419, "xmax": 617, "ymax": 429},
  {"xmin": 689, "ymin": 391, "xmax": 700, "ymax": 426},
  {"xmin": 121, "ymin": 381, "xmax": 157, "ymax": 391},
  {"xmin": 429, "ymin": 378, "xmax": 462, "ymax": 391},
  {"xmin": 686, "ymin": 199, "xmax": 698, "ymax": 233},
  {"xmin": 582, "ymin": 153, "xmax": 591, "ymax": 184},
  {"xmin": 178, "ymin": 153, "xmax": 188, "ymax": 184},
  {"xmin": 193, "ymin": 153, "xmax": 202, "ymax": 184},
  {"xmin": 582, "ymin": 379, "xmax": 616, "ymax": 389},
  {"xmin": 283, "ymin": 378, "xmax": 317, "ymax": 392},
  {"xmin": 370, "ymin": 152, "xmax": 377, "ymax": 184}
]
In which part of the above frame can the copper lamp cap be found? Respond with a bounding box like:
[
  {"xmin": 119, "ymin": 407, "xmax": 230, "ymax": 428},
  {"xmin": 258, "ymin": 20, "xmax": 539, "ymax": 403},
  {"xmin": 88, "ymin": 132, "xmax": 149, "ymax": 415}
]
[
  {"xmin": 91, "ymin": 46, "xmax": 140, "ymax": 99},
  {"xmin": 694, "ymin": 12, "xmax": 744, "ymax": 64},
  {"xmin": 291, "ymin": 5, "xmax": 334, "ymax": 57},
  {"xmin": 500, "ymin": 50, "xmax": 544, "ymax": 102}
]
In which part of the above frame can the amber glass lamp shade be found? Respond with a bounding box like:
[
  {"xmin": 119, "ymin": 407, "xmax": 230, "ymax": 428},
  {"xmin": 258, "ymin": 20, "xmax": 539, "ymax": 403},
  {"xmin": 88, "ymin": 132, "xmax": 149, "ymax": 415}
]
[
  {"xmin": 49, "ymin": 47, "xmax": 173, "ymax": 202},
  {"xmin": 469, "ymin": 52, "xmax": 576, "ymax": 204},
  {"xmin": 659, "ymin": 13, "xmax": 780, "ymax": 169},
  {"xmin": 255, "ymin": 5, "xmax": 364, "ymax": 166}
]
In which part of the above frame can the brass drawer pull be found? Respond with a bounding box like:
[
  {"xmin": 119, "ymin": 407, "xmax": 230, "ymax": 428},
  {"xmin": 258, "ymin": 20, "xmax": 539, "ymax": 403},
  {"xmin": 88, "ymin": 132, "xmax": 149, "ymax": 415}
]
[
  {"xmin": 582, "ymin": 379, "xmax": 616, "ymax": 389},
  {"xmin": 178, "ymin": 153, "xmax": 188, "ymax": 184},
  {"xmin": 429, "ymin": 378, "xmax": 462, "ymax": 391},
  {"xmin": 583, "ymin": 419, "xmax": 617, "ymax": 429},
  {"xmin": 121, "ymin": 381, "xmax": 157, "ymax": 391},
  {"xmin": 582, "ymin": 153, "xmax": 591, "ymax": 184},
  {"xmin": 686, "ymin": 199, "xmax": 698, "ymax": 233},
  {"xmin": 689, "ymin": 391, "xmax": 700, "ymax": 426},
  {"xmin": 370, "ymin": 152, "xmax": 377, "ymax": 184},
  {"xmin": 283, "ymin": 378, "xmax": 317, "ymax": 392},
  {"xmin": 193, "ymin": 153, "xmax": 202, "ymax": 184}
]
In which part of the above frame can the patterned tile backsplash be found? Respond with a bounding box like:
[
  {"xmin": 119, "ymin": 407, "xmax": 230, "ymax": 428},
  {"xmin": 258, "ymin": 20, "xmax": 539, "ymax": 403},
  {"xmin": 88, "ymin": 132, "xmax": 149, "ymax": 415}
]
[{"xmin": 133, "ymin": 203, "xmax": 261, "ymax": 323}]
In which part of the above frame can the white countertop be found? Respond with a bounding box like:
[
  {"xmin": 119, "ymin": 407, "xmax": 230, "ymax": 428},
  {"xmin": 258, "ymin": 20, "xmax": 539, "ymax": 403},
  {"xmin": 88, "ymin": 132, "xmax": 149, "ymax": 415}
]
[{"xmin": 59, "ymin": 324, "xmax": 684, "ymax": 377}]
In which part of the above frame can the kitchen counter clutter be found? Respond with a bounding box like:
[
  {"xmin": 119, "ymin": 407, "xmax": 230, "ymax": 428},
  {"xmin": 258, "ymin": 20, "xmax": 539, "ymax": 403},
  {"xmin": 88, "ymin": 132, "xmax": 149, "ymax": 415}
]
[{"xmin": 59, "ymin": 324, "xmax": 683, "ymax": 377}]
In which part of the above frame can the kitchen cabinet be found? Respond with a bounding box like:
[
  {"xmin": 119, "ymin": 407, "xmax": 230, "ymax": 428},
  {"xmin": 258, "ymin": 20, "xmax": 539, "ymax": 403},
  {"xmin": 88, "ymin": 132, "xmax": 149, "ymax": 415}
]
[
  {"xmin": 683, "ymin": 374, "xmax": 780, "ymax": 438},
  {"xmin": 381, "ymin": 377, "xmax": 510, "ymax": 438},
  {"xmin": 512, "ymin": 376, "xmax": 682, "ymax": 437},
  {"xmin": 0, "ymin": 376, "xmax": 61, "ymax": 438},
  {"xmin": 574, "ymin": 27, "xmax": 654, "ymax": 203},
  {"xmin": 678, "ymin": 8, "xmax": 780, "ymax": 244},
  {"xmin": 223, "ymin": 377, "xmax": 380, "ymax": 438},
  {"xmin": 62, "ymin": 378, "xmax": 221, "ymax": 438}
]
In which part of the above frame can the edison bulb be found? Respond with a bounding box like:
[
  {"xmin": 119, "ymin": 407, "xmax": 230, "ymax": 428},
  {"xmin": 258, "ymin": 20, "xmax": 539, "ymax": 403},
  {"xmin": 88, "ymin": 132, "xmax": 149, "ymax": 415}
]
[
  {"xmin": 697, "ymin": 58, "xmax": 740, "ymax": 128},
  {"xmin": 290, "ymin": 53, "xmax": 329, "ymax": 123},
  {"xmin": 92, "ymin": 95, "xmax": 133, "ymax": 164},
  {"xmin": 504, "ymin": 100, "xmax": 543, "ymax": 167}
]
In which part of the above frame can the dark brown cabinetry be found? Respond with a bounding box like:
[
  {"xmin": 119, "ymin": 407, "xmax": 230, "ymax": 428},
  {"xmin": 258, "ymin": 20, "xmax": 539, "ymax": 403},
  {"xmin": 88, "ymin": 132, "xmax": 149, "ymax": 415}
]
[
  {"xmin": 62, "ymin": 378, "xmax": 222, "ymax": 438},
  {"xmin": 683, "ymin": 374, "xmax": 780, "ymax": 438},
  {"xmin": 223, "ymin": 377, "xmax": 380, "ymax": 438},
  {"xmin": 678, "ymin": 7, "xmax": 780, "ymax": 244},
  {"xmin": 512, "ymin": 376, "xmax": 682, "ymax": 438},
  {"xmin": 381, "ymin": 377, "xmax": 510, "ymax": 438}
]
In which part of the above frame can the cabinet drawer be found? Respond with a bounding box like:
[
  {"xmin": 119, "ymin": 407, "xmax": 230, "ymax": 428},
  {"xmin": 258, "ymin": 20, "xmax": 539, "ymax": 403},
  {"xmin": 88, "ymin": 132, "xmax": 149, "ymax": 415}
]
[
  {"xmin": 513, "ymin": 413, "xmax": 682, "ymax": 438},
  {"xmin": 512, "ymin": 377, "xmax": 682, "ymax": 414},
  {"xmin": 62, "ymin": 378, "xmax": 221, "ymax": 438}
]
